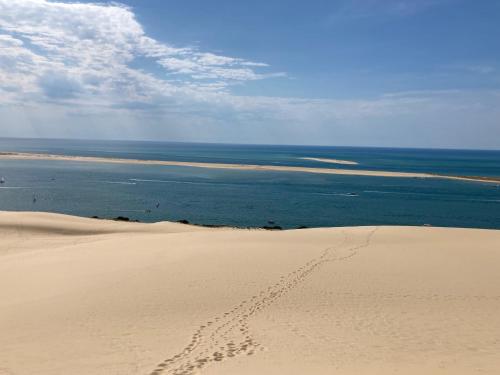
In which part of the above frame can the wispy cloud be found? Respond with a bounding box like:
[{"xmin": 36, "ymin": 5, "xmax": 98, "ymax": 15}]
[
  {"xmin": 0, "ymin": 0, "xmax": 283, "ymax": 108},
  {"xmin": 327, "ymin": 0, "xmax": 450, "ymax": 23},
  {"xmin": 449, "ymin": 63, "xmax": 497, "ymax": 75}
]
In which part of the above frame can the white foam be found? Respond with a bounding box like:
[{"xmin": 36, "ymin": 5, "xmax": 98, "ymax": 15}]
[
  {"xmin": 129, "ymin": 178, "xmax": 235, "ymax": 187},
  {"xmin": 102, "ymin": 181, "xmax": 137, "ymax": 185},
  {"xmin": 313, "ymin": 192, "xmax": 359, "ymax": 197}
]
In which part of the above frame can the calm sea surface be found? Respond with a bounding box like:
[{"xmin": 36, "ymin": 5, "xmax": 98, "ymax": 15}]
[{"xmin": 0, "ymin": 138, "xmax": 499, "ymax": 229}]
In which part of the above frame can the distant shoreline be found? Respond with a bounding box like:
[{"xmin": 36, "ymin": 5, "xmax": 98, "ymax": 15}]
[{"xmin": 1, "ymin": 151, "xmax": 499, "ymax": 184}]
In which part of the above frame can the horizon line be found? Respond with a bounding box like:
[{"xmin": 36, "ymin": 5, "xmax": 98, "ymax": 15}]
[{"xmin": 1, "ymin": 135, "xmax": 499, "ymax": 153}]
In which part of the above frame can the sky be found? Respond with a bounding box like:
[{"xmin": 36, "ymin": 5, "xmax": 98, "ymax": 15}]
[{"xmin": 0, "ymin": 0, "xmax": 499, "ymax": 149}]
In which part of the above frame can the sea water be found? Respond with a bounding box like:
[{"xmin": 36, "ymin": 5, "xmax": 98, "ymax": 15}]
[{"xmin": 0, "ymin": 138, "xmax": 499, "ymax": 229}]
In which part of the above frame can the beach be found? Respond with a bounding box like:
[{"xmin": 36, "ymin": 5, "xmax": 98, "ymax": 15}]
[
  {"xmin": 1, "ymin": 211, "xmax": 499, "ymax": 374},
  {"xmin": 1, "ymin": 151, "xmax": 499, "ymax": 184},
  {"xmin": 1, "ymin": 1, "xmax": 499, "ymax": 374}
]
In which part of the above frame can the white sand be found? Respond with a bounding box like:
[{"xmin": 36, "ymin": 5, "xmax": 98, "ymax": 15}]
[
  {"xmin": 1, "ymin": 212, "xmax": 499, "ymax": 374},
  {"xmin": 300, "ymin": 157, "xmax": 359, "ymax": 165}
]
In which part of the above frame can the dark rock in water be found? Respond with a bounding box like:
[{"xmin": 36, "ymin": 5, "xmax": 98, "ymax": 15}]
[
  {"xmin": 267, "ymin": 220, "xmax": 275, "ymax": 225},
  {"xmin": 263, "ymin": 225, "xmax": 283, "ymax": 230},
  {"xmin": 297, "ymin": 225, "xmax": 308, "ymax": 229},
  {"xmin": 177, "ymin": 219, "xmax": 190, "ymax": 224},
  {"xmin": 91, "ymin": 216, "xmax": 100, "ymax": 219},
  {"xmin": 114, "ymin": 216, "xmax": 130, "ymax": 222}
]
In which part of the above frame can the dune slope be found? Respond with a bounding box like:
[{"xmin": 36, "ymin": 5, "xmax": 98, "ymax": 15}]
[{"xmin": 1, "ymin": 212, "xmax": 499, "ymax": 375}]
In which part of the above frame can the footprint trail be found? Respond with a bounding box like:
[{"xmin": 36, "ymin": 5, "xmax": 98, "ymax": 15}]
[{"xmin": 149, "ymin": 227, "xmax": 379, "ymax": 375}]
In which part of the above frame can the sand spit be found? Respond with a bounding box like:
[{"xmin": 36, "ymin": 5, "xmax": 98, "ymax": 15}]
[
  {"xmin": 300, "ymin": 157, "xmax": 359, "ymax": 165},
  {"xmin": 1, "ymin": 211, "xmax": 499, "ymax": 374},
  {"xmin": 1, "ymin": 151, "xmax": 499, "ymax": 184}
]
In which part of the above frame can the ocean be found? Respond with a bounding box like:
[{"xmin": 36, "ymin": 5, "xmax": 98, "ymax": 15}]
[{"xmin": 0, "ymin": 137, "xmax": 499, "ymax": 229}]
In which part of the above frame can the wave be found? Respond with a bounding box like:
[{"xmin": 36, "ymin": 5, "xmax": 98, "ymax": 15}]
[
  {"xmin": 129, "ymin": 178, "xmax": 237, "ymax": 187},
  {"xmin": 0, "ymin": 186, "xmax": 30, "ymax": 189},
  {"xmin": 364, "ymin": 190, "xmax": 457, "ymax": 198},
  {"xmin": 102, "ymin": 181, "xmax": 137, "ymax": 185},
  {"xmin": 114, "ymin": 209, "xmax": 149, "ymax": 213},
  {"xmin": 363, "ymin": 190, "xmax": 436, "ymax": 196},
  {"xmin": 364, "ymin": 190, "xmax": 500, "ymax": 203},
  {"xmin": 364, "ymin": 190, "xmax": 399, "ymax": 194},
  {"xmin": 469, "ymin": 199, "xmax": 500, "ymax": 203},
  {"xmin": 313, "ymin": 192, "xmax": 359, "ymax": 197}
]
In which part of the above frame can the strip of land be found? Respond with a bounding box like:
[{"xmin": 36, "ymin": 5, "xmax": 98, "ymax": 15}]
[
  {"xmin": 300, "ymin": 157, "xmax": 359, "ymax": 165},
  {"xmin": 1, "ymin": 211, "xmax": 499, "ymax": 375},
  {"xmin": 0, "ymin": 151, "xmax": 499, "ymax": 183}
]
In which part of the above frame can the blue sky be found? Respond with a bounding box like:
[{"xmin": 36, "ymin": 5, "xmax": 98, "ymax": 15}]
[
  {"xmin": 127, "ymin": 0, "xmax": 500, "ymax": 98},
  {"xmin": 0, "ymin": 0, "xmax": 499, "ymax": 148}
]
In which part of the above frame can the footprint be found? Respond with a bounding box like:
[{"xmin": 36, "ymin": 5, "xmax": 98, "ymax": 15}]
[{"xmin": 149, "ymin": 228, "xmax": 378, "ymax": 375}]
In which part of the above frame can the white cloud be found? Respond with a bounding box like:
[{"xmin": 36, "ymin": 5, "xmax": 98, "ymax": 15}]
[
  {"xmin": 0, "ymin": 0, "xmax": 498, "ymax": 149},
  {"xmin": 0, "ymin": 0, "xmax": 281, "ymax": 108},
  {"xmin": 0, "ymin": 34, "xmax": 23, "ymax": 47}
]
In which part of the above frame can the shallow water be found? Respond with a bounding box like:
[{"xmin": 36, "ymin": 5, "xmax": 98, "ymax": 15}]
[{"xmin": 0, "ymin": 138, "xmax": 499, "ymax": 229}]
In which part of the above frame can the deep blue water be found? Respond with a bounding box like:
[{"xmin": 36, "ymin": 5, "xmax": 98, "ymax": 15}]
[{"xmin": 0, "ymin": 138, "xmax": 499, "ymax": 229}]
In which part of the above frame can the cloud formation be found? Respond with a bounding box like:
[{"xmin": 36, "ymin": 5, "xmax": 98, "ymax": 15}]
[
  {"xmin": 0, "ymin": 0, "xmax": 499, "ymax": 149},
  {"xmin": 0, "ymin": 0, "xmax": 281, "ymax": 108}
]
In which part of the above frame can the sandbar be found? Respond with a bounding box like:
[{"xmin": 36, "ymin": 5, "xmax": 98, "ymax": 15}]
[{"xmin": 1, "ymin": 151, "xmax": 498, "ymax": 183}]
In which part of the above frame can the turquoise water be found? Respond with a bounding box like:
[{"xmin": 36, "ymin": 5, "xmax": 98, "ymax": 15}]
[{"xmin": 0, "ymin": 138, "xmax": 499, "ymax": 229}]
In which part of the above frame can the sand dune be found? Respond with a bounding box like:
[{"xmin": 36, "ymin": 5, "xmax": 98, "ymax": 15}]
[
  {"xmin": 2, "ymin": 151, "xmax": 499, "ymax": 183},
  {"xmin": 1, "ymin": 211, "xmax": 499, "ymax": 374}
]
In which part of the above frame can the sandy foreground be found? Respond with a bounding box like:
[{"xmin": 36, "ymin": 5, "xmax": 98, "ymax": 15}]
[
  {"xmin": 1, "ymin": 212, "xmax": 500, "ymax": 375},
  {"xmin": 2, "ymin": 151, "xmax": 500, "ymax": 184}
]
